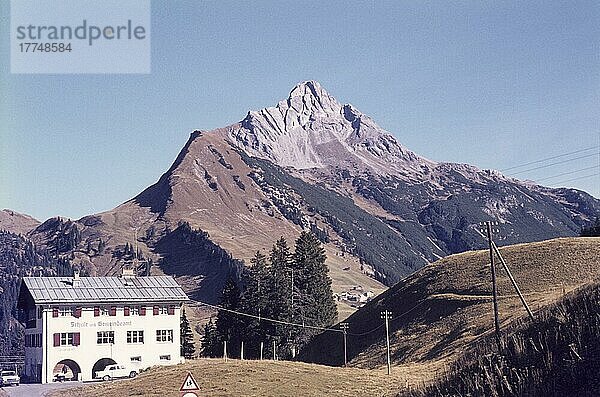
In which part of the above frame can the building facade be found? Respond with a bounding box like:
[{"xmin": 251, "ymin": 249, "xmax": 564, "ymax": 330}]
[{"xmin": 17, "ymin": 272, "xmax": 189, "ymax": 383}]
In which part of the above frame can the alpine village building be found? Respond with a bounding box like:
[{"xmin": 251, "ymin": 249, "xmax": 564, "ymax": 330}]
[{"xmin": 17, "ymin": 270, "xmax": 189, "ymax": 383}]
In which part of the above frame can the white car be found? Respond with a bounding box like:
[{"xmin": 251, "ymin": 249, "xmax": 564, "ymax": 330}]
[
  {"xmin": 95, "ymin": 364, "xmax": 137, "ymax": 381},
  {"xmin": 0, "ymin": 370, "xmax": 20, "ymax": 386}
]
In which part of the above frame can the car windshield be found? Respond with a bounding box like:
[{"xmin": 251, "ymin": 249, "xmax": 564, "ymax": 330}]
[{"xmin": 1, "ymin": 371, "xmax": 16, "ymax": 376}]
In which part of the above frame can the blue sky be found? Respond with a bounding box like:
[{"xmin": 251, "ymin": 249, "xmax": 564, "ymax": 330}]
[{"xmin": 1, "ymin": 0, "xmax": 599, "ymax": 221}]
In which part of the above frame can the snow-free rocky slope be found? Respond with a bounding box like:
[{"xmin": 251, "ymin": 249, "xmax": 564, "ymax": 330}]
[
  {"xmin": 6, "ymin": 81, "xmax": 599, "ymax": 306},
  {"xmin": 0, "ymin": 209, "xmax": 40, "ymax": 236}
]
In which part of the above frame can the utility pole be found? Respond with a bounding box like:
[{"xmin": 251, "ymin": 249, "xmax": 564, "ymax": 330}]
[
  {"xmin": 258, "ymin": 278, "xmax": 262, "ymax": 322},
  {"xmin": 340, "ymin": 322, "xmax": 349, "ymax": 366},
  {"xmin": 273, "ymin": 340, "xmax": 277, "ymax": 361},
  {"xmin": 492, "ymin": 242, "xmax": 535, "ymax": 321},
  {"xmin": 223, "ymin": 341, "xmax": 228, "ymax": 362},
  {"xmin": 260, "ymin": 341, "xmax": 264, "ymax": 361},
  {"xmin": 241, "ymin": 341, "xmax": 244, "ymax": 360},
  {"xmin": 483, "ymin": 221, "xmax": 502, "ymax": 351},
  {"xmin": 381, "ymin": 310, "xmax": 392, "ymax": 375},
  {"xmin": 290, "ymin": 269, "xmax": 295, "ymax": 359},
  {"xmin": 290, "ymin": 269, "xmax": 294, "ymax": 312}
]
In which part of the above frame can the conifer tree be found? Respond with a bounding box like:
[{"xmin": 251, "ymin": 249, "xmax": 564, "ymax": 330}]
[
  {"xmin": 293, "ymin": 231, "xmax": 337, "ymax": 346},
  {"xmin": 239, "ymin": 251, "xmax": 272, "ymax": 358},
  {"xmin": 180, "ymin": 309, "xmax": 196, "ymax": 359},
  {"xmin": 269, "ymin": 237, "xmax": 295, "ymax": 355},
  {"xmin": 215, "ymin": 276, "xmax": 243, "ymax": 357},
  {"xmin": 200, "ymin": 317, "xmax": 219, "ymax": 357}
]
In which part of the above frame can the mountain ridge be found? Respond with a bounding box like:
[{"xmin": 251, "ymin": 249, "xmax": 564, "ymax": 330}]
[{"xmin": 1, "ymin": 81, "xmax": 597, "ymax": 314}]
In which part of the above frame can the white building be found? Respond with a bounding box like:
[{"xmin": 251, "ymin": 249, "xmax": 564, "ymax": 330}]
[{"xmin": 17, "ymin": 271, "xmax": 189, "ymax": 383}]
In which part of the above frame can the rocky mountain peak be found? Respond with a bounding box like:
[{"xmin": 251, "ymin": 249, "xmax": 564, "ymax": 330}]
[
  {"xmin": 230, "ymin": 81, "xmax": 431, "ymax": 173},
  {"xmin": 240, "ymin": 80, "xmax": 343, "ymax": 135},
  {"xmin": 285, "ymin": 80, "xmax": 342, "ymax": 118}
]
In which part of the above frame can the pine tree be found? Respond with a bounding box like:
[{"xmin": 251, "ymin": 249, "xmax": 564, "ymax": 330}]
[
  {"xmin": 180, "ymin": 309, "xmax": 196, "ymax": 359},
  {"xmin": 98, "ymin": 238, "xmax": 106, "ymax": 253},
  {"xmin": 293, "ymin": 231, "xmax": 337, "ymax": 346},
  {"xmin": 200, "ymin": 317, "xmax": 219, "ymax": 357},
  {"xmin": 214, "ymin": 276, "xmax": 243, "ymax": 357},
  {"xmin": 239, "ymin": 251, "xmax": 272, "ymax": 358},
  {"xmin": 269, "ymin": 237, "xmax": 295, "ymax": 356}
]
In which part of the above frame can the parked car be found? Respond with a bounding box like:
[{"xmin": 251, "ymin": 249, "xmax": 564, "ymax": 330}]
[
  {"xmin": 0, "ymin": 370, "xmax": 20, "ymax": 386},
  {"xmin": 95, "ymin": 364, "xmax": 137, "ymax": 381}
]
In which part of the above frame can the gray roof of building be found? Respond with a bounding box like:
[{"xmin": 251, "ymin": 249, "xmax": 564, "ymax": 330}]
[{"xmin": 21, "ymin": 276, "xmax": 189, "ymax": 304}]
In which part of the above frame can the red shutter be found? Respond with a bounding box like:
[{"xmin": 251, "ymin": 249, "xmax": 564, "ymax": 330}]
[
  {"xmin": 53, "ymin": 333, "xmax": 60, "ymax": 347},
  {"xmin": 153, "ymin": 306, "xmax": 159, "ymax": 315},
  {"xmin": 94, "ymin": 307, "xmax": 100, "ymax": 317},
  {"xmin": 74, "ymin": 307, "xmax": 82, "ymax": 318},
  {"xmin": 167, "ymin": 306, "xmax": 175, "ymax": 315},
  {"xmin": 110, "ymin": 307, "xmax": 116, "ymax": 316},
  {"xmin": 140, "ymin": 307, "xmax": 146, "ymax": 316},
  {"xmin": 124, "ymin": 306, "xmax": 130, "ymax": 316},
  {"xmin": 73, "ymin": 332, "xmax": 80, "ymax": 346},
  {"xmin": 52, "ymin": 307, "xmax": 59, "ymax": 318}
]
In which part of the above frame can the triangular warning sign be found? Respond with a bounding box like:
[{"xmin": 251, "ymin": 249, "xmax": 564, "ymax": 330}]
[{"xmin": 180, "ymin": 372, "xmax": 200, "ymax": 391}]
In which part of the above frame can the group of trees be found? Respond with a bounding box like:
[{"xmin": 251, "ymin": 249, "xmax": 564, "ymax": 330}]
[
  {"xmin": 200, "ymin": 232, "xmax": 337, "ymax": 360},
  {"xmin": 580, "ymin": 218, "xmax": 600, "ymax": 237},
  {"xmin": 0, "ymin": 231, "xmax": 74, "ymax": 355}
]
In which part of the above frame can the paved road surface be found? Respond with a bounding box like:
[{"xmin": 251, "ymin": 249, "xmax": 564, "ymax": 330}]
[{"xmin": 1, "ymin": 381, "xmax": 82, "ymax": 397}]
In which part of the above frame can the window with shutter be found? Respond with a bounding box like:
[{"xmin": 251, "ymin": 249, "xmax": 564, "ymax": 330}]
[
  {"xmin": 124, "ymin": 306, "xmax": 130, "ymax": 316},
  {"xmin": 153, "ymin": 306, "xmax": 159, "ymax": 315},
  {"xmin": 140, "ymin": 307, "xmax": 146, "ymax": 316},
  {"xmin": 74, "ymin": 307, "xmax": 82, "ymax": 318},
  {"xmin": 52, "ymin": 307, "xmax": 59, "ymax": 318},
  {"xmin": 94, "ymin": 307, "xmax": 100, "ymax": 317},
  {"xmin": 167, "ymin": 306, "xmax": 175, "ymax": 315},
  {"xmin": 73, "ymin": 332, "xmax": 80, "ymax": 346},
  {"xmin": 109, "ymin": 307, "xmax": 117, "ymax": 316},
  {"xmin": 53, "ymin": 333, "xmax": 60, "ymax": 347}
]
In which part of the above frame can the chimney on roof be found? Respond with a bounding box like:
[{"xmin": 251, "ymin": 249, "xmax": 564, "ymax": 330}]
[
  {"xmin": 72, "ymin": 270, "xmax": 81, "ymax": 287},
  {"xmin": 122, "ymin": 268, "xmax": 136, "ymax": 279}
]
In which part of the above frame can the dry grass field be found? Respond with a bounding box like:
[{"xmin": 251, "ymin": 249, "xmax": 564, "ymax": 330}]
[{"xmin": 47, "ymin": 358, "xmax": 419, "ymax": 397}]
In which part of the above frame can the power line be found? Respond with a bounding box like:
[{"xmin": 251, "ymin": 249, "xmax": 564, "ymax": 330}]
[
  {"xmin": 500, "ymin": 146, "xmax": 598, "ymax": 172},
  {"xmin": 187, "ymin": 300, "xmax": 344, "ymax": 334},
  {"xmin": 535, "ymin": 165, "xmax": 599, "ymax": 182},
  {"xmin": 549, "ymin": 172, "xmax": 600, "ymax": 186},
  {"xmin": 507, "ymin": 152, "xmax": 598, "ymax": 176},
  {"xmin": 188, "ymin": 295, "xmax": 428, "ymax": 340},
  {"xmin": 347, "ymin": 299, "xmax": 427, "ymax": 337}
]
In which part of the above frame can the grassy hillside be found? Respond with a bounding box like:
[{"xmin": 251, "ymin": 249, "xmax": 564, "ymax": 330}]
[
  {"xmin": 403, "ymin": 281, "xmax": 600, "ymax": 397},
  {"xmin": 48, "ymin": 359, "xmax": 410, "ymax": 397},
  {"xmin": 299, "ymin": 237, "xmax": 600, "ymax": 369}
]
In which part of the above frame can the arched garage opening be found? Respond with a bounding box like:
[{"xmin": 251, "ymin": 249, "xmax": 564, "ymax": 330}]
[
  {"xmin": 92, "ymin": 358, "xmax": 117, "ymax": 379},
  {"xmin": 52, "ymin": 359, "xmax": 81, "ymax": 382}
]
